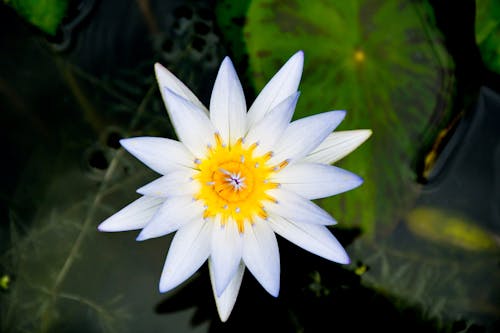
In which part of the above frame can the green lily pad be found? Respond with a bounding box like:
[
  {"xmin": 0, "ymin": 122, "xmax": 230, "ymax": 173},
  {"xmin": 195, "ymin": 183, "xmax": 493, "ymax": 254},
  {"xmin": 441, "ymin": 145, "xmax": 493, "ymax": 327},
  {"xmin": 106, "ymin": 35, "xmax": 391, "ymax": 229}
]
[
  {"xmin": 4, "ymin": 0, "xmax": 70, "ymax": 35},
  {"xmin": 476, "ymin": 0, "xmax": 500, "ymax": 74},
  {"xmin": 241, "ymin": 0, "xmax": 454, "ymax": 236}
]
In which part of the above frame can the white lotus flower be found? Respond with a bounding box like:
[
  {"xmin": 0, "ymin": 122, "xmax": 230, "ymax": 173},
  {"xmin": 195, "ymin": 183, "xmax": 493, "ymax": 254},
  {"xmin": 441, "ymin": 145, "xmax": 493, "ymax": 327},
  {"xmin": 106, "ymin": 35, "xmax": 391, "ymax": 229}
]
[{"xmin": 98, "ymin": 51, "xmax": 372, "ymax": 322}]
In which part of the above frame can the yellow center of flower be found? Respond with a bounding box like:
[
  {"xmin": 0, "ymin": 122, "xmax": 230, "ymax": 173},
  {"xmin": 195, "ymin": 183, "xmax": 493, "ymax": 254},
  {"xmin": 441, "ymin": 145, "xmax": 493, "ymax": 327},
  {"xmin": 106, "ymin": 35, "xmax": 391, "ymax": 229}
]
[{"xmin": 193, "ymin": 134, "xmax": 287, "ymax": 232}]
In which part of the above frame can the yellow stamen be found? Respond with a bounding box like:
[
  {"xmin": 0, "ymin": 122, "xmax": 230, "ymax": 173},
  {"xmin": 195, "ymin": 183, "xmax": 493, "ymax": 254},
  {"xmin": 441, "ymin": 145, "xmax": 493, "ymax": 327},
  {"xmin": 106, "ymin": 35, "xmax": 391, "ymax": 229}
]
[
  {"xmin": 278, "ymin": 160, "xmax": 289, "ymax": 170},
  {"xmin": 193, "ymin": 135, "xmax": 283, "ymax": 232}
]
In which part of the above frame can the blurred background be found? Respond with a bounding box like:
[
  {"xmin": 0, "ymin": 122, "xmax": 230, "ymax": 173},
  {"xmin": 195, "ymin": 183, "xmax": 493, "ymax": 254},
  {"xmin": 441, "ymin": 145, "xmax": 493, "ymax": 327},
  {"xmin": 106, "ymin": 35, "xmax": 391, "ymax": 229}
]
[{"xmin": 0, "ymin": 0, "xmax": 499, "ymax": 332}]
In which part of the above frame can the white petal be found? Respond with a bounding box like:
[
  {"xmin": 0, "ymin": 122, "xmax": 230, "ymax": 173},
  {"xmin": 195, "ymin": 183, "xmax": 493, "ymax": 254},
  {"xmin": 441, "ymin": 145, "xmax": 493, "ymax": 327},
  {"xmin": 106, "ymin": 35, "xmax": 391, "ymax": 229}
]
[
  {"xmin": 136, "ymin": 169, "xmax": 199, "ymax": 197},
  {"xmin": 159, "ymin": 219, "xmax": 212, "ymax": 293},
  {"xmin": 268, "ymin": 215, "xmax": 350, "ymax": 264},
  {"xmin": 242, "ymin": 219, "xmax": 280, "ymax": 296},
  {"xmin": 120, "ymin": 137, "xmax": 195, "ymax": 175},
  {"xmin": 155, "ymin": 63, "xmax": 208, "ymax": 114},
  {"xmin": 272, "ymin": 162, "xmax": 363, "ymax": 200},
  {"xmin": 98, "ymin": 196, "xmax": 164, "ymax": 232},
  {"xmin": 244, "ymin": 92, "xmax": 299, "ymax": 156},
  {"xmin": 136, "ymin": 196, "xmax": 205, "ymax": 241},
  {"xmin": 162, "ymin": 88, "xmax": 216, "ymax": 157},
  {"xmin": 211, "ymin": 217, "xmax": 244, "ymax": 296},
  {"xmin": 210, "ymin": 57, "xmax": 247, "ymax": 145},
  {"xmin": 209, "ymin": 258, "xmax": 245, "ymax": 322},
  {"xmin": 269, "ymin": 111, "xmax": 346, "ymax": 165},
  {"xmin": 247, "ymin": 51, "xmax": 304, "ymax": 129},
  {"xmin": 264, "ymin": 188, "xmax": 336, "ymax": 225},
  {"xmin": 304, "ymin": 130, "xmax": 373, "ymax": 164}
]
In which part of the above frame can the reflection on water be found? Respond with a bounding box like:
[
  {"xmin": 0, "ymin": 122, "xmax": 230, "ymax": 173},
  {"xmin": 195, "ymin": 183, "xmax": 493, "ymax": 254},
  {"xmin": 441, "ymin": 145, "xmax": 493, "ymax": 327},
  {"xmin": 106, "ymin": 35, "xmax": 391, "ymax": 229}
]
[
  {"xmin": 0, "ymin": 0, "xmax": 499, "ymax": 332},
  {"xmin": 406, "ymin": 207, "xmax": 498, "ymax": 252}
]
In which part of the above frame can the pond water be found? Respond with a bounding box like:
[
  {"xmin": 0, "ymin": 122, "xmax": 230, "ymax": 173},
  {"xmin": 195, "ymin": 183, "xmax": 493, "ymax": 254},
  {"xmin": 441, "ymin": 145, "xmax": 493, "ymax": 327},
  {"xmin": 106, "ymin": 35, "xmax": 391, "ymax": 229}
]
[{"xmin": 0, "ymin": 0, "xmax": 499, "ymax": 332}]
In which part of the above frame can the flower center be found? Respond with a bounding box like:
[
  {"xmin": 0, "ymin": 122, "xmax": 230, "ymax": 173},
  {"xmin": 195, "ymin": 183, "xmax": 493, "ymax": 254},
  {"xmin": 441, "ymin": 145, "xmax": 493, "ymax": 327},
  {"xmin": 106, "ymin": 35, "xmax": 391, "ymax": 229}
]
[
  {"xmin": 193, "ymin": 134, "xmax": 287, "ymax": 232},
  {"xmin": 213, "ymin": 161, "xmax": 252, "ymax": 201}
]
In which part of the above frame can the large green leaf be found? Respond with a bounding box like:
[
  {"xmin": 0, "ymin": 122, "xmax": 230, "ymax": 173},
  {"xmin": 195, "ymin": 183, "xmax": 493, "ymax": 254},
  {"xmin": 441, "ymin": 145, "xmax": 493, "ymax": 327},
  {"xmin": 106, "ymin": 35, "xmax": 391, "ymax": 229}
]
[
  {"xmin": 4, "ymin": 0, "xmax": 69, "ymax": 35},
  {"xmin": 476, "ymin": 0, "xmax": 500, "ymax": 74},
  {"xmin": 242, "ymin": 0, "xmax": 454, "ymax": 236}
]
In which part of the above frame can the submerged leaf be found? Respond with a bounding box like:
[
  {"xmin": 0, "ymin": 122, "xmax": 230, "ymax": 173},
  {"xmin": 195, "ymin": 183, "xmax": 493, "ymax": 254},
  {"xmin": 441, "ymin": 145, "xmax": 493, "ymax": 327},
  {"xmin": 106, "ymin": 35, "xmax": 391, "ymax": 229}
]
[
  {"xmin": 406, "ymin": 207, "xmax": 499, "ymax": 252},
  {"xmin": 241, "ymin": 0, "xmax": 454, "ymax": 236}
]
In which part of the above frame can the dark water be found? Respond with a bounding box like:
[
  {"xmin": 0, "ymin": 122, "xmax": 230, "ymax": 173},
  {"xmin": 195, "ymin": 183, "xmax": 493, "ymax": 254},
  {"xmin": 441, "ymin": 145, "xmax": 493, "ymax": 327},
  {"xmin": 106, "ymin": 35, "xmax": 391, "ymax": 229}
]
[{"xmin": 0, "ymin": 0, "xmax": 499, "ymax": 332}]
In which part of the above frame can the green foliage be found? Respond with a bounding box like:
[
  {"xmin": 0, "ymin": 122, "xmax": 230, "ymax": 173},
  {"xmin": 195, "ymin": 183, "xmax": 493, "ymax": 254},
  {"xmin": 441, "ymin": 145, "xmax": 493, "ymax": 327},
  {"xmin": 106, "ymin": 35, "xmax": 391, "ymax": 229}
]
[
  {"xmin": 4, "ymin": 0, "xmax": 69, "ymax": 35},
  {"xmin": 241, "ymin": 0, "xmax": 454, "ymax": 236},
  {"xmin": 476, "ymin": 0, "xmax": 500, "ymax": 74}
]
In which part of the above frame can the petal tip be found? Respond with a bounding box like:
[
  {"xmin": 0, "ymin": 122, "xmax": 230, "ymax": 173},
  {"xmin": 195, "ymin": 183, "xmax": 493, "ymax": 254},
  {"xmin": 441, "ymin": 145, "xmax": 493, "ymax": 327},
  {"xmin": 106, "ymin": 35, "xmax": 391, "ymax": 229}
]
[
  {"xmin": 97, "ymin": 218, "xmax": 117, "ymax": 232},
  {"xmin": 217, "ymin": 304, "xmax": 234, "ymax": 322},
  {"xmin": 291, "ymin": 50, "xmax": 304, "ymax": 63},
  {"xmin": 357, "ymin": 129, "xmax": 373, "ymax": 141},
  {"xmin": 336, "ymin": 110, "xmax": 347, "ymax": 118},
  {"xmin": 269, "ymin": 285, "xmax": 280, "ymax": 298},
  {"xmin": 96, "ymin": 222, "xmax": 107, "ymax": 232},
  {"xmin": 363, "ymin": 129, "xmax": 373, "ymax": 141},
  {"xmin": 135, "ymin": 231, "xmax": 147, "ymax": 241},
  {"xmin": 154, "ymin": 62, "xmax": 165, "ymax": 72},
  {"xmin": 339, "ymin": 254, "xmax": 351, "ymax": 265},
  {"xmin": 327, "ymin": 110, "xmax": 346, "ymax": 127},
  {"xmin": 356, "ymin": 175, "xmax": 364, "ymax": 187},
  {"xmin": 326, "ymin": 216, "xmax": 338, "ymax": 226},
  {"xmin": 332, "ymin": 246, "xmax": 350, "ymax": 264},
  {"xmin": 159, "ymin": 278, "xmax": 174, "ymax": 293},
  {"xmin": 119, "ymin": 138, "xmax": 131, "ymax": 148},
  {"xmin": 319, "ymin": 110, "xmax": 346, "ymax": 127},
  {"xmin": 221, "ymin": 56, "xmax": 232, "ymax": 65},
  {"xmin": 217, "ymin": 57, "xmax": 236, "ymax": 77}
]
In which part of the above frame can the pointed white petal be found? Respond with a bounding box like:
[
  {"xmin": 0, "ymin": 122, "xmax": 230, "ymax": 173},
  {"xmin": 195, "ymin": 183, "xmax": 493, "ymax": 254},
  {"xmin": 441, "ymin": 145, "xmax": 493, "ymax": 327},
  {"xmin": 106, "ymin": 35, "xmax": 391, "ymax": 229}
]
[
  {"xmin": 209, "ymin": 258, "xmax": 245, "ymax": 322},
  {"xmin": 162, "ymin": 88, "xmax": 216, "ymax": 157},
  {"xmin": 247, "ymin": 51, "xmax": 304, "ymax": 129},
  {"xmin": 264, "ymin": 188, "xmax": 336, "ymax": 225},
  {"xmin": 159, "ymin": 219, "xmax": 212, "ymax": 293},
  {"xmin": 210, "ymin": 57, "xmax": 247, "ymax": 145},
  {"xmin": 268, "ymin": 215, "xmax": 350, "ymax": 264},
  {"xmin": 272, "ymin": 162, "xmax": 363, "ymax": 200},
  {"xmin": 136, "ymin": 169, "xmax": 199, "ymax": 197},
  {"xmin": 242, "ymin": 219, "xmax": 280, "ymax": 296},
  {"xmin": 244, "ymin": 92, "xmax": 299, "ymax": 155},
  {"xmin": 120, "ymin": 137, "xmax": 195, "ymax": 175},
  {"xmin": 304, "ymin": 130, "xmax": 373, "ymax": 164},
  {"xmin": 155, "ymin": 63, "xmax": 208, "ymax": 114},
  {"xmin": 269, "ymin": 111, "xmax": 346, "ymax": 165},
  {"xmin": 136, "ymin": 196, "xmax": 205, "ymax": 241},
  {"xmin": 211, "ymin": 217, "xmax": 244, "ymax": 296},
  {"xmin": 98, "ymin": 196, "xmax": 164, "ymax": 232}
]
